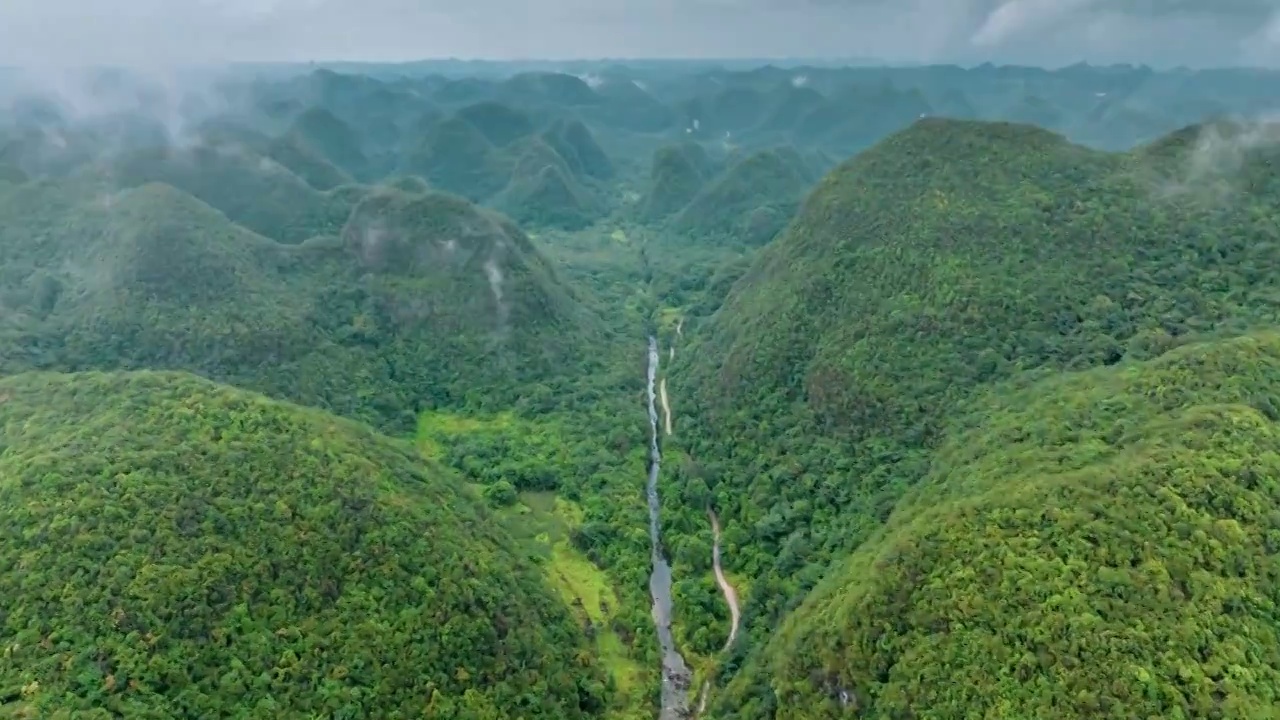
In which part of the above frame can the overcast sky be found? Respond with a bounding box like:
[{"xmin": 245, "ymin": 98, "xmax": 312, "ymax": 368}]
[{"xmin": 0, "ymin": 0, "xmax": 1275, "ymax": 68}]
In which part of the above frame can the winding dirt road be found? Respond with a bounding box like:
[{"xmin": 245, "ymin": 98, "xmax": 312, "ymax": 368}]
[
  {"xmin": 659, "ymin": 378, "xmax": 673, "ymax": 436},
  {"xmin": 707, "ymin": 508, "xmax": 741, "ymax": 650}
]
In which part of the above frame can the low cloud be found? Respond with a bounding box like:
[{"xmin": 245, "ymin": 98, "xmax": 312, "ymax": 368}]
[{"xmin": 0, "ymin": 0, "xmax": 1274, "ymax": 67}]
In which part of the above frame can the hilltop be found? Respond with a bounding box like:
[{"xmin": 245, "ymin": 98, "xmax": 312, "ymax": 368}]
[
  {"xmin": 399, "ymin": 105, "xmax": 613, "ymax": 229},
  {"xmin": 0, "ymin": 178, "xmax": 608, "ymax": 433},
  {"xmin": 714, "ymin": 332, "xmax": 1280, "ymax": 718},
  {"xmin": 666, "ymin": 117, "xmax": 1280, "ymax": 692},
  {"xmin": 0, "ymin": 370, "xmax": 609, "ymax": 718},
  {"xmin": 670, "ymin": 146, "xmax": 816, "ymax": 247}
]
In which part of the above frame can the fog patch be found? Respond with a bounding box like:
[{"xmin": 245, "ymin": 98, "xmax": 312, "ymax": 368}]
[{"xmin": 1156, "ymin": 115, "xmax": 1280, "ymax": 199}]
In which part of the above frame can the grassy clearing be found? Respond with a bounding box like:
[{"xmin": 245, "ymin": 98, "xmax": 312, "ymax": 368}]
[
  {"xmin": 415, "ymin": 410, "xmax": 651, "ymax": 718},
  {"xmin": 500, "ymin": 491, "xmax": 649, "ymax": 716}
]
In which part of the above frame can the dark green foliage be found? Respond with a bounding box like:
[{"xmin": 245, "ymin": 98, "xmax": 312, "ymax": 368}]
[
  {"xmin": 715, "ymin": 332, "xmax": 1280, "ymax": 718},
  {"xmin": 0, "ymin": 370, "xmax": 609, "ymax": 718},
  {"xmin": 668, "ymin": 117, "xmax": 1280, "ymax": 700},
  {"xmin": 104, "ymin": 140, "xmax": 355, "ymax": 243},
  {"xmin": 495, "ymin": 138, "xmax": 603, "ymax": 230},
  {"xmin": 263, "ymin": 135, "xmax": 354, "ymax": 191},
  {"xmin": 286, "ymin": 107, "xmax": 370, "ymax": 178},
  {"xmin": 640, "ymin": 142, "xmax": 712, "ymax": 221},
  {"xmin": 6, "ymin": 61, "xmax": 1280, "ymax": 720},
  {"xmin": 401, "ymin": 115, "xmax": 511, "ymax": 202},
  {"xmin": 542, "ymin": 119, "xmax": 614, "ymax": 180},
  {"xmin": 670, "ymin": 146, "xmax": 813, "ymax": 247},
  {"xmin": 0, "ymin": 179, "xmax": 607, "ymax": 434},
  {"xmin": 483, "ymin": 480, "xmax": 520, "ymax": 507}
]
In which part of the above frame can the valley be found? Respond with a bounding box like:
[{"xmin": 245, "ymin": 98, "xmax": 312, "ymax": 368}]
[{"xmin": 1, "ymin": 56, "xmax": 1279, "ymax": 720}]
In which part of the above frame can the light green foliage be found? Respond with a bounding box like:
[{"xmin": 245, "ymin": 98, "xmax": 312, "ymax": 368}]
[
  {"xmin": 716, "ymin": 332, "xmax": 1280, "ymax": 718},
  {"xmin": 4, "ymin": 61, "xmax": 1280, "ymax": 720},
  {"xmin": 0, "ymin": 370, "xmax": 609, "ymax": 718},
  {"xmin": 668, "ymin": 117, "xmax": 1280, "ymax": 705}
]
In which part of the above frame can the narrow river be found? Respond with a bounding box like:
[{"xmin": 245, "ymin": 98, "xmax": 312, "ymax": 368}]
[{"xmin": 646, "ymin": 335, "xmax": 692, "ymax": 719}]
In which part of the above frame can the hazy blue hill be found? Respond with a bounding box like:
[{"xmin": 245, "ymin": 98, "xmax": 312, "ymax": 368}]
[
  {"xmin": 455, "ymin": 100, "xmax": 537, "ymax": 147},
  {"xmin": 808, "ymin": 84, "xmax": 934, "ymax": 153},
  {"xmin": 755, "ymin": 84, "xmax": 828, "ymax": 133},
  {"xmin": 639, "ymin": 141, "xmax": 713, "ymax": 221},
  {"xmin": 0, "ymin": 369, "xmax": 611, "ymax": 718},
  {"xmin": 679, "ymin": 86, "xmax": 771, "ymax": 136},
  {"xmin": 263, "ymin": 133, "xmax": 354, "ymax": 190},
  {"xmin": 542, "ymin": 118, "xmax": 615, "ymax": 180},
  {"xmin": 500, "ymin": 71, "xmax": 602, "ymax": 106},
  {"xmin": 400, "ymin": 114, "xmax": 511, "ymax": 202},
  {"xmin": 287, "ymin": 106, "xmax": 370, "ymax": 178},
  {"xmin": 102, "ymin": 139, "xmax": 355, "ymax": 243},
  {"xmin": 583, "ymin": 77, "xmax": 678, "ymax": 133},
  {"xmin": 432, "ymin": 76, "xmax": 499, "ymax": 104}
]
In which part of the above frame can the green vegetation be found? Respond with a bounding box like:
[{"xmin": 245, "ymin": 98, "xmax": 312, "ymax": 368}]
[
  {"xmin": 640, "ymin": 142, "xmax": 714, "ymax": 221},
  {"xmin": 4, "ymin": 59, "xmax": 1280, "ymax": 720},
  {"xmin": 104, "ymin": 138, "xmax": 356, "ymax": 243},
  {"xmin": 718, "ymin": 332, "xmax": 1280, "ymax": 718},
  {"xmin": 0, "ymin": 370, "xmax": 609, "ymax": 718},
  {"xmin": 416, "ymin": 409, "xmax": 661, "ymax": 719},
  {"xmin": 287, "ymin": 107, "xmax": 370, "ymax": 179},
  {"xmin": 668, "ymin": 116, "xmax": 1280, "ymax": 709},
  {"xmin": 0, "ymin": 178, "xmax": 608, "ymax": 434},
  {"xmin": 670, "ymin": 146, "xmax": 815, "ymax": 247}
]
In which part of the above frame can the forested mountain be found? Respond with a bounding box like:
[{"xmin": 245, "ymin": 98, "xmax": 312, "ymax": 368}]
[
  {"xmin": 0, "ymin": 370, "xmax": 609, "ymax": 718},
  {"xmin": 665, "ymin": 116, "xmax": 1280, "ymax": 712},
  {"xmin": 1, "ymin": 59, "xmax": 1279, "ymax": 719}
]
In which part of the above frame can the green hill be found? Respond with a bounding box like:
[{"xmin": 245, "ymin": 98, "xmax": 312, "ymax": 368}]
[
  {"xmin": 0, "ymin": 179, "xmax": 608, "ymax": 433},
  {"xmin": 542, "ymin": 119, "xmax": 614, "ymax": 181},
  {"xmin": 494, "ymin": 138, "xmax": 603, "ymax": 230},
  {"xmin": 285, "ymin": 106, "xmax": 371, "ymax": 179},
  {"xmin": 263, "ymin": 134, "xmax": 354, "ymax": 191},
  {"xmin": 104, "ymin": 139, "xmax": 355, "ymax": 243},
  {"xmin": 0, "ymin": 369, "xmax": 610, "ymax": 719},
  {"xmin": 670, "ymin": 146, "xmax": 814, "ymax": 247},
  {"xmin": 714, "ymin": 332, "xmax": 1280, "ymax": 718},
  {"xmin": 640, "ymin": 142, "xmax": 714, "ymax": 221},
  {"xmin": 666, "ymin": 118, "xmax": 1280, "ymax": 685},
  {"xmin": 455, "ymin": 101, "xmax": 537, "ymax": 147},
  {"xmin": 401, "ymin": 115, "xmax": 511, "ymax": 202}
]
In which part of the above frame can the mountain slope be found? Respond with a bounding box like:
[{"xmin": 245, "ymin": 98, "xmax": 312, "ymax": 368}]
[
  {"xmin": 666, "ymin": 118, "xmax": 1280, "ymax": 669},
  {"xmin": 0, "ymin": 370, "xmax": 609, "ymax": 718},
  {"xmin": 714, "ymin": 332, "xmax": 1280, "ymax": 718},
  {"xmin": 671, "ymin": 146, "xmax": 814, "ymax": 247},
  {"xmin": 105, "ymin": 140, "xmax": 355, "ymax": 243},
  {"xmin": 0, "ymin": 179, "xmax": 609, "ymax": 433}
]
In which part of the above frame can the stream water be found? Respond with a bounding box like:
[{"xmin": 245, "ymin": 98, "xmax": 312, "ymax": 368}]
[{"xmin": 646, "ymin": 335, "xmax": 692, "ymax": 719}]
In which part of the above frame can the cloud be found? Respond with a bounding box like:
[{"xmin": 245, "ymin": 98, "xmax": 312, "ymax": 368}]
[{"xmin": 0, "ymin": 0, "xmax": 1274, "ymax": 67}]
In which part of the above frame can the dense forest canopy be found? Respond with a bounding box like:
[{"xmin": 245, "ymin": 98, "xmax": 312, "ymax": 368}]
[{"xmin": 1, "ymin": 58, "xmax": 1279, "ymax": 719}]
